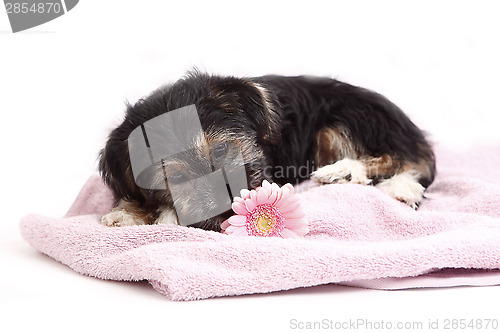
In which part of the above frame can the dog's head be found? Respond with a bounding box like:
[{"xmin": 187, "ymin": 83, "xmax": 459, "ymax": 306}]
[{"xmin": 99, "ymin": 72, "xmax": 281, "ymax": 230}]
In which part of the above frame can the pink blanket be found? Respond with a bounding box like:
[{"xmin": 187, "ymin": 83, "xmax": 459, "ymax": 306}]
[{"xmin": 19, "ymin": 145, "xmax": 500, "ymax": 300}]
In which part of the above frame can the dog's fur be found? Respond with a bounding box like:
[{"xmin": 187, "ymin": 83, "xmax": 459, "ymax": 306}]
[{"xmin": 99, "ymin": 72, "xmax": 436, "ymax": 231}]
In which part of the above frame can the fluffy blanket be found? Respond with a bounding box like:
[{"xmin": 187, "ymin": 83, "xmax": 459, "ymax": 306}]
[{"xmin": 19, "ymin": 145, "xmax": 500, "ymax": 301}]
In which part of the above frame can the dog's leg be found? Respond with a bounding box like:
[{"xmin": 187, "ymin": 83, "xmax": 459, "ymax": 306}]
[
  {"xmin": 100, "ymin": 199, "xmax": 159, "ymax": 227},
  {"xmin": 366, "ymin": 155, "xmax": 434, "ymax": 208},
  {"xmin": 311, "ymin": 158, "xmax": 372, "ymax": 185},
  {"xmin": 374, "ymin": 171, "xmax": 424, "ymax": 209},
  {"xmin": 312, "ymin": 154, "xmax": 432, "ymax": 209},
  {"xmin": 311, "ymin": 126, "xmax": 371, "ymax": 184},
  {"xmin": 155, "ymin": 206, "xmax": 179, "ymax": 225}
]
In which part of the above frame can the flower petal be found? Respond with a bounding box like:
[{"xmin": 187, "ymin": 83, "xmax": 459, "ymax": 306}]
[
  {"xmin": 233, "ymin": 196, "xmax": 244, "ymax": 204},
  {"xmin": 292, "ymin": 225, "xmax": 310, "ymax": 237},
  {"xmin": 245, "ymin": 198, "xmax": 257, "ymax": 212},
  {"xmin": 240, "ymin": 188, "xmax": 251, "ymax": 200},
  {"xmin": 256, "ymin": 186, "xmax": 270, "ymax": 205},
  {"xmin": 232, "ymin": 201, "xmax": 248, "ymax": 215},
  {"xmin": 272, "ymin": 188, "xmax": 283, "ymax": 205},
  {"xmin": 226, "ymin": 225, "xmax": 249, "ymax": 236},
  {"xmin": 275, "ymin": 194, "xmax": 296, "ymax": 209},
  {"xmin": 221, "ymin": 219, "xmax": 230, "ymax": 232},
  {"xmin": 249, "ymin": 189, "xmax": 257, "ymax": 201},
  {"xmin": 228, "ymin": 214, "xmax": 247, "ymax": 226},
  {"xmin": 284, "ymin": 218, "xmax": 307, "ymax": 229},
  {"xmin": 283, "ymin": 208, "xmax": 305, "ymax": 219},
  {"xmin": 278, "ymin": 228, "xmax": 300, "ymax": 239},
  {"xmin": 268, "ymin": 189, "xmax": 278, "ymax": 205},
  {"xmin": 280, "ymin": 185, "xmax": 291, "ymax": 201},
  {"xmin": 279, "ymin": 196, "xmax": 299, "ymax": 206},
  {"xmin": 283, "ymin": 183, "xmax": 294, "ymax": 194},
  {"xmin": 280, "ymin": 204, "xmax": 301, "ymax": 216},
  {"xmin": 262, "ymin": 179, "xmax": 271, "ymax": 188},
  {"xmin": 271, "ymin": 182, "xmax": 280, "ymax": 193},
  {"xmin": 278, "ymin": 198, "xmax": 300, "ymax": 213},
  {"xmin": 286, "ymin": 220, "xmax": 310, "ymax": 235}
]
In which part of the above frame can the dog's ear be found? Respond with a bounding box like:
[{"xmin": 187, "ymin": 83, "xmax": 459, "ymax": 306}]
[
  {"xmin": 250, "ymin": 82, "xmax": 281, "ymax": 145},
  {"xmin": 238, "ymin": 80, "xmax": 282, "ymax": 145},
  {"xmin": 98, "ymin": 133, "xmax": 146, "ymax": 205}
]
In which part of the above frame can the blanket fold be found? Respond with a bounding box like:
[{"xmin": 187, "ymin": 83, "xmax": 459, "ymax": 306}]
[{"xmin": 19, "ymin": 145, "xmax": 500, "ymax": 300}]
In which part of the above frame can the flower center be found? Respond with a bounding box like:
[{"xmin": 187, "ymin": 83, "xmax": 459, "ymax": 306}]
[
  {"xmin": 257, "ymin": 216, "xmax": 271, "ymax": 230},
  {"xmin": 246, "ymin": 204, "xmax": 285, "ymax": 237}
]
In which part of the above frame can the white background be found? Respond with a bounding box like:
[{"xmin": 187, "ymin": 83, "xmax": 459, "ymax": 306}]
[{"xmin": 1, "ymin": 1, "xmax": 499, "ymax": 332}]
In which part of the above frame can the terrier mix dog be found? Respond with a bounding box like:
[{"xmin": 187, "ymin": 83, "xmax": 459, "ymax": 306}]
[{"xmin": 99, "ymin": 71, "xmax": 435, "ymax": 231}]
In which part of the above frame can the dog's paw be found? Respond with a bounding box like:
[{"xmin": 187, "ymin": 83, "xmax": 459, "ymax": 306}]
[
  {"xmin": 156, "ymin": 207, "xmax": 179, "ymax": 225},
  {"xmin": 100, "ymin": 209, "xmax": 147, "ymax": 227},
  {"xmin": 375, "ymin": 171, "xmax": 425, "ymax": 209},
  {"xmin": 311, "ymin": 158, "xmax": 371, "ymax": 185}
]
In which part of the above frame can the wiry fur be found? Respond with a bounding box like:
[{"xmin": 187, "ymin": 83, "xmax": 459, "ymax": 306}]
[{"xmin": 99, "ymin": 71, "xmax": 436, "ymax": 231}]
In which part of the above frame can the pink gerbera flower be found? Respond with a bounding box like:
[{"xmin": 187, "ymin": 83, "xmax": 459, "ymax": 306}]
[{"xmin": 221, "ymin": 180, "xmax": 309, "ymax": 238}]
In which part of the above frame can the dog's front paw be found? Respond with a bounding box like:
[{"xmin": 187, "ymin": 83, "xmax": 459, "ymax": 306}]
[
  {"xmin": 156, "ymin": 207, "xmax": 179, "ymax": 225},
  {"xmin": 100, "ymin": 209, "xmax": 147, "ymax": 227},
  {"xmin": 311, "ymin": 158, "xmax": 371, "ymax": 185},
  {"xmin": 375, "ymin": 171, "xmax": 425, "ymax": 209}
]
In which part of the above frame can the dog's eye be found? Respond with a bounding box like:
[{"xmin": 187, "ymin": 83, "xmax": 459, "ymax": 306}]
[
  {"xmin": 212, "ymin": 142, "xmax": 228, "ymax": 159},
  {"xmin": 167, "ymin": 172, "xmax": 189, "ymax": 185}
]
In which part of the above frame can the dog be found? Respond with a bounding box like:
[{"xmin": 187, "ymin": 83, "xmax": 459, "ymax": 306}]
[{"xmin": 99, "ymin": 71, "xmax": 436, "ymax": 231}]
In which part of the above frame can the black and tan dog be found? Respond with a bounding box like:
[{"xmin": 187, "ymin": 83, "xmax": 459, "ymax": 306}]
[{"xmin": 99, "ymin": 71, "xmax": 435, "ymax": 231}]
